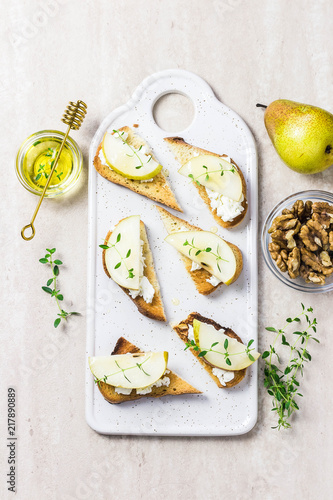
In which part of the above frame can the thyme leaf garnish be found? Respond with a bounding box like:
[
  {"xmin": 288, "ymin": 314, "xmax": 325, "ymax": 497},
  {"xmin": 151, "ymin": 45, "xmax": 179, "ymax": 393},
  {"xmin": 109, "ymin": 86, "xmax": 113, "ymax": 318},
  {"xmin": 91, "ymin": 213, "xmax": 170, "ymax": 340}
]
[
  {"xmin": 94, "ymin": 355, "xmax": 152, "ymax": 385},
  {"xmin": 183, "ymin": 238, "xmax": 228, "ymax": 268},
  {"xmin": 185, "ymin": 338, "xmax": 255, "ymax": 367},
  {"xmin": 188, "ymin": 161, "xmax": 236, "ymax": 186},
  {"xmin": 99, "ymin": 232, "xmax": 134, "ymax": 280},
  {"xmin": 113, "ymin": 129, "xmax": 148, "ymax": 170}
]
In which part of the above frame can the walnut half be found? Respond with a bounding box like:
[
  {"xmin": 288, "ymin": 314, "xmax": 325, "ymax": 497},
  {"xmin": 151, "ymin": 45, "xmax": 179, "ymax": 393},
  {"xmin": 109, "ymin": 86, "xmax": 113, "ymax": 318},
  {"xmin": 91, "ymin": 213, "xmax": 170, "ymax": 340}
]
[{"xmin": 287, "ymin": 247, "xmax": 300, "ymax": 279}]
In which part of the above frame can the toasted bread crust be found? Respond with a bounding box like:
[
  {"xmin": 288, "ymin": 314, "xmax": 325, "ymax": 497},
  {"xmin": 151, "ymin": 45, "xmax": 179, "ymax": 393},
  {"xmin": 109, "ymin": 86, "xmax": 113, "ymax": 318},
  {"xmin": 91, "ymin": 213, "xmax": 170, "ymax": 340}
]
[
  {"xmin": 164, "ymin": 136, "xmax": 247, "ymax": 228},
  {"xmin": 156, "ymin": 206, "xmax": 243, "ymax": 294},
  {"xmin": 94, "ymin": 127, "xmax": 182, "ymax": 212},
  {"xmin": 96, "ymin": 337, "xmax": 201, "ymax": 404},
  {"xmin": 102, "ymin": 220, "xmax": 166, "ymax": 322},
  {"xmin": 173, "ymin": 313, "xmax": 246, "ymax": 388}
]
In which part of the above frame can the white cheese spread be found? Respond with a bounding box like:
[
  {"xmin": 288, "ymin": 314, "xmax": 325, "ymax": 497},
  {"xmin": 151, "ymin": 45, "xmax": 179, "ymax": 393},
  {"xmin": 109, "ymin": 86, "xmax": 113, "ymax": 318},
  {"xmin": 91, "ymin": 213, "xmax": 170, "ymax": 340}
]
[
  {"xmin": 114, "ymin": 370, "xmax": 171, "ymax": 396},
  {"xmin": 212, "ymin": 367, "xmax": 234, "ymax": 386},
  {"xmin": 136, "ymin": 371, "xmax": 171, "ymax": 395},
  {"xmin": 99, "ymin": 148, "xmax": 108, "ymax": 166},
  {"xmin": 191, "ymin": 261, "xmax": 202, "ymax": 271},
  {"xmin": 187, "ymin": 325, "xmax": 195, "ymax": 342},
  {"xmin": 206, "ymin": 188, "xmax": 244, "ymax": 222},
  {"xmin": 115, "ymin": 387, "xmax": 132, "ymax": 395},
  {"xmin": 128, "ymin": 240, "xmax": 155, "ymax": 303},
  {"xmin": 206, "ymin": 275, "xmax": 222, "ymax": 286}
]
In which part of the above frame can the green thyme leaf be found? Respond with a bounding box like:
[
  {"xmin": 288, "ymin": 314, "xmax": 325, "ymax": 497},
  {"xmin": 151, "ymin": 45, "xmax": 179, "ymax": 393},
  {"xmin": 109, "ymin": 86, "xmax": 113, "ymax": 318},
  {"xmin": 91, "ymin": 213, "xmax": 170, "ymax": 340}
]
[{"xmin": 198, "ymin": 351, "xmax": 207, "ymax": 357}]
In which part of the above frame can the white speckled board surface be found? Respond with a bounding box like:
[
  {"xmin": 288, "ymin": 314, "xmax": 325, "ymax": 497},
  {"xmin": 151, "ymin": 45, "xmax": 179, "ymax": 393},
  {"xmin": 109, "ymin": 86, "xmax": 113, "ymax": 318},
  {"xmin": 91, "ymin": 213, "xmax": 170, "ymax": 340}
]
[{"xmin": 86, "ymin": 69, "xmax": 258, "ymax": 435}]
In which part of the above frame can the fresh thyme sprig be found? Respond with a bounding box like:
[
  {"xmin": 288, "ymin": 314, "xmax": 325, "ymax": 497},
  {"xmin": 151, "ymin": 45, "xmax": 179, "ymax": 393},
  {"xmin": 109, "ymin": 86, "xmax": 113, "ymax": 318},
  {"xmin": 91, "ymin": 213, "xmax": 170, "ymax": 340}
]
[
  {"xmin": 185, "ymin": 338, "xmax": 255, "ymax": 367},
  {"xmin": 188, "ymin": 162, "xmax": 236, "ymax": 186},
  {"xmin": 39, "ymin": 248, "xmax": 80, "ymax": 328},
  {"xmin": 99, "ymin": 232, "xmax": 134, "ymax": 279},
  {"xmin": 35, "ymin": 148, "xmax": 63, "ymax": 182},
  {"xmin": 94, "ymin": 355, "xmax": 151, "ymax": 387},
  {"xmin": 113, "ymin": 129, "xmax": 151, "ymax": 170},
  {"xmin": 263, "ymin": 304, "xmax": 319, "ymax": 430},
  {"xmin": 183, "ymin": 237, "xmax": 228, "ymax": 272}
]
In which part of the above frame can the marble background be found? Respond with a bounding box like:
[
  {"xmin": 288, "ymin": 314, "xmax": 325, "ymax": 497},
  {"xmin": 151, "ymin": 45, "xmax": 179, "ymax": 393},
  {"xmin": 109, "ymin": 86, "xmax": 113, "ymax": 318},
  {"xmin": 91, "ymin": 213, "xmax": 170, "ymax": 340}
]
[{"xmin": 1, "ymin": 0, "xmax": 333, "ymax": 498}]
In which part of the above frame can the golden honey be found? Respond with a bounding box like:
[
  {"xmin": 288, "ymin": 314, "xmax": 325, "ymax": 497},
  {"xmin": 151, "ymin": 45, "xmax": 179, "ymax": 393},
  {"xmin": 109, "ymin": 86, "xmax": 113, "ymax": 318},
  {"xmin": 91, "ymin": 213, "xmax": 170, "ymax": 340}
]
[
  {"xmin": 16, "ymin": 130, "xmax": 82, "ymax": 198},
  {"xmin": 23, "ymin": 137, "xmax": 73, "ymax": 192}
]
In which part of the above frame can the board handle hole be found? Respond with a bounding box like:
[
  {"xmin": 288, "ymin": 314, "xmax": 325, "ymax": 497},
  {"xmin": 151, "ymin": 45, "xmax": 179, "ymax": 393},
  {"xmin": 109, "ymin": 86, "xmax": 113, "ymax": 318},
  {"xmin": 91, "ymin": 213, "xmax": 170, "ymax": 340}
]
[{"xmin": 153, "ymin": 92, "xmax": 194, "ymax": 133}]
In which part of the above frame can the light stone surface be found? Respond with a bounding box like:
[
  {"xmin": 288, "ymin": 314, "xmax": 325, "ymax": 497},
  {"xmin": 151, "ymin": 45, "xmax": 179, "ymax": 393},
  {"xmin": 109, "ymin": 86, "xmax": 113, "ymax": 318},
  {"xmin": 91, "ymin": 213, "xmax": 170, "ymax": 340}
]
[{"xmin": 1, "ymin": 0, "xmax": 333, "ymax": 499}]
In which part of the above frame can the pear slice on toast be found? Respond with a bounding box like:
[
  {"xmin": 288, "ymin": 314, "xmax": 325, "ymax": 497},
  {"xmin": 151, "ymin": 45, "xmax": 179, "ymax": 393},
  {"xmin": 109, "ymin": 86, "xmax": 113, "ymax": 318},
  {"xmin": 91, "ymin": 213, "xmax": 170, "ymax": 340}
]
[
  {"xmin": 164, "ymin": 136, "xmax": 247, "ymax": 227},
  {"xmin": 94, "ymin": 126, "xmax": 182, "ymax": 212},
  {"xmin": 156, "ymin": 206, "xmax": 242, "ymax": 295},
  {"xmin": 173, "ymin": 313, "xmax": 247, "ymax": 389},
  {"xmin": 102, "ymin": 218, "xmax": 166, "ymax": 322},
  {"xmin": 95, "ymin": 337, "xmax": 201, "ymax": 404}
]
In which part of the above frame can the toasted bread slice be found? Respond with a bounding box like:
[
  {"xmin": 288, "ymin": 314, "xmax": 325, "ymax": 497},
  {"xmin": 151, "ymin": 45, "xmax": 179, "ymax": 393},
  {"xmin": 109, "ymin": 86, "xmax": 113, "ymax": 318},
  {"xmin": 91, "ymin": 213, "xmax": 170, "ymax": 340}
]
[
  {"xmin": 102, "ymin": 220, "xmax": 166, "ymax": 322},
  {"xmin": 164, "ymin": 137, "xmax": 247, "ymax": 228},
  {"xmin": 156, "ymin": 206, "xmax": 243, "ymax": 295},
  {"xmin": 96, "ymin": 337, "xmax": 201, "ymax": 404},
  {"xmin": 94, "ymin": 126, "xmax": 182, "ymax": 212},
  {"xmin": 173, "ymin": 313, "xmax": 246, "ymax": 388}
]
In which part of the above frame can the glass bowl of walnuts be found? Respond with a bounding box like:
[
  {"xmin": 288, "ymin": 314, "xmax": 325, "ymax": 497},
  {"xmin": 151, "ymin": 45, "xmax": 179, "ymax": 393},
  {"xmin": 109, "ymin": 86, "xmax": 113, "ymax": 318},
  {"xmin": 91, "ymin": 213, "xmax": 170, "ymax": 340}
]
[{"xmin": 261, "ymin": 190, "xmax": 333, "ymax": 293}]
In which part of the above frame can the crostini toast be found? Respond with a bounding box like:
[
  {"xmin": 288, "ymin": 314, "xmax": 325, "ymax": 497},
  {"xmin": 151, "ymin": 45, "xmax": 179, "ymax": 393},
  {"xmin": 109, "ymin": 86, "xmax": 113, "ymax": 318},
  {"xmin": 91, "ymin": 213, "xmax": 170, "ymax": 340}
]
[
  {"xmin": 164, "ymin": 136, "xmax": 247, "ymax": 227},
  {"xmin": 95, "ymin": 337, "xmax": 202, "ymax": 404},
  {"xmin": 173, "ymin": 313, "xmax": 247, "ymax": 388},
  {"xmin": 156, "ymin": 206, "xmax": 243, "ymax": 295},
  {"xmin": 94, "ymin": 126, "xmax": 182, "ymax": 212},
  {"xmin": 102, "ymin": 219, "xmax": 166, "ymax": 322}
]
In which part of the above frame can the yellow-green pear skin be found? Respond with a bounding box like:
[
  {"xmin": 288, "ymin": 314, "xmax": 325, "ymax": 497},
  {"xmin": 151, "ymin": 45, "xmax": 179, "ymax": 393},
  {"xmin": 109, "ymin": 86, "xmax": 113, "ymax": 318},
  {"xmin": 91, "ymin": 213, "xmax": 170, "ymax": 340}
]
[{"xmin": 264, "ymin": 100, "xmax": 333, "ymax": 174}]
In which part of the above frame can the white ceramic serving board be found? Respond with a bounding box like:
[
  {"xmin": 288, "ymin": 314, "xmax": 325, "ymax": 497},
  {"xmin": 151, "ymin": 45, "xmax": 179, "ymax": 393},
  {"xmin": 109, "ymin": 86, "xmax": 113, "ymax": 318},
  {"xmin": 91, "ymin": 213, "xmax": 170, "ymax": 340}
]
[{"xmin": 86, "ymin": 69, "xmax": 258, "ymax": 436}]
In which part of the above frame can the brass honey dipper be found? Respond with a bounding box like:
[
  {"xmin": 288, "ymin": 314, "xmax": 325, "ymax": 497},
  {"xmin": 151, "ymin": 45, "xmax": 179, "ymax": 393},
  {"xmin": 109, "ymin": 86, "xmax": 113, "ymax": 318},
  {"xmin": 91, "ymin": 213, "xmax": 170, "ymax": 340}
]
[{"xmin": 21, "ymin": 100, "xmax": 87, "ymax": 240}]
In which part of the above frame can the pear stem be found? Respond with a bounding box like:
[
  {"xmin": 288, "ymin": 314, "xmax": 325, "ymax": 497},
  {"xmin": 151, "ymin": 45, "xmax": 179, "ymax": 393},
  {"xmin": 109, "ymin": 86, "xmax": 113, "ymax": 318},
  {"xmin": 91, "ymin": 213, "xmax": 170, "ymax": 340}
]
[{"xmin": 256, "ymin": 103, "xmax": 267, "ymax": 109}]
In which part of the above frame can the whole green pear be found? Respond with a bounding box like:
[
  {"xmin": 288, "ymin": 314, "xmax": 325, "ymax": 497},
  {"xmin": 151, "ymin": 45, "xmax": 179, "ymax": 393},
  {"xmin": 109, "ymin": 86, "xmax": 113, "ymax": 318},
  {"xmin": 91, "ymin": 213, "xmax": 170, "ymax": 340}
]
[{"xmin": 264, "ymin": 99, "xmax": 333, "ymax": 174}]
